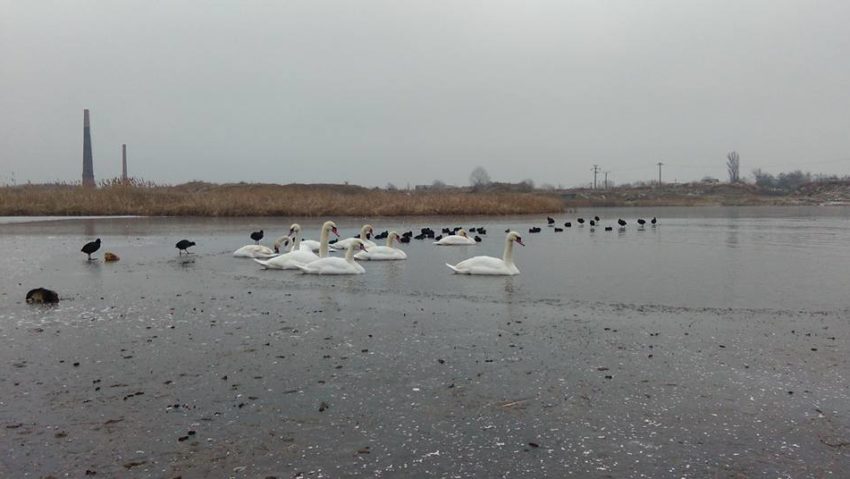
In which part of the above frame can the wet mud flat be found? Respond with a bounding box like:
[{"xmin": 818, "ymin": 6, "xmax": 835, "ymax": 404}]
[{"xmin": 1, "ymin": 267, "xmax": 848, "ymax": 478}]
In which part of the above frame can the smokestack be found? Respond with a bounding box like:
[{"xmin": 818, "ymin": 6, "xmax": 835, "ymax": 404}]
[
  {"xmin": 121, "ymin": 144, "xmax": 128, "ymax": 182},
  {"xmin": 82, "ymin": 109, "xmax": 95, "ymax": 187}
]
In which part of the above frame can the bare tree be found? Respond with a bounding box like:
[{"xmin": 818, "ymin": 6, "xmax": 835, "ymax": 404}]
[
  {"xmin": 431, "ymin": 179, "xmax": 447, "ymax": 189},
  {"xmin": 469, "ymin": 166, "xmax": 491, "ymax": 188},
  {"xmin": 727, "ymin": 151, "xmax": 740, "ymax": 183}
]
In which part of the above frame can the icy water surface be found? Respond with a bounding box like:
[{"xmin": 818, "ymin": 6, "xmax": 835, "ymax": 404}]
[{"xmin": 1, "ymin": 207, "xmax": 849, "ymax": 478}]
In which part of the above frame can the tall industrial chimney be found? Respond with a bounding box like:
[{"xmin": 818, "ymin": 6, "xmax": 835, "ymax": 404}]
[
  {"xmin": 121, "ymin": 144, "xmax": 128, "ymax": 182},
  {"xmin": 82, "ymin": 109, "xmax": 95, "ymax": 187}
]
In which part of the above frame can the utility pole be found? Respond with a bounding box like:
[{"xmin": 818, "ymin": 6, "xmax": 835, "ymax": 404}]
[
  {"xmin": 604, "ymin": 171, "xmax": 610, "ymax": 190},
  {"xmin": 591, "ymin": 164, "xmax": 600, "ymax": 189},
  {"xmin": 656, "ymin": 162, "xmax": 664, "ymax": 185}
]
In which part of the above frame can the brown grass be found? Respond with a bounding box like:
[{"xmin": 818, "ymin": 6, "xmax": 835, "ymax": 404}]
[
  {"xmin": 562, "ymin": 182, "xmax": 793, "ymax": 207},
  {"xmin": 0, "ymin": 179, "xmax": 565, "ymax": 217}
]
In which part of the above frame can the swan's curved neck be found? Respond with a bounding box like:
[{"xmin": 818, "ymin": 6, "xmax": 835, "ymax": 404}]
[
  {"xmin": 386, "ymin": 235, "xmax": 395, "ymax": 247},
  {"xmin": 319, "ymin": 226, "xmax": 330, "ymax": 258},
  {"xmin": 291, "ymin": 229, "xmax": 301, "ymax": 251},
  {"xmin": 345, "ymin": 244, "xmax": 357, "ymax": 262},
  {"xmin": 503, "ymin": 237, "xmax": 515, "ymax": 265},
  {"xmin": 273, "ymin": 235, "xmax": 291, "ymax": 252},
  {"xmin": 360, "ymin": 226, "xmax": 369, "ymax": 240}
]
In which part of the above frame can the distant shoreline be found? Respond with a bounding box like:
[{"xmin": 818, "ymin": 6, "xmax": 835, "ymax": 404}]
[{"xmin": 560, "ymin": 181, "xmax": 850, "ymax": 208}]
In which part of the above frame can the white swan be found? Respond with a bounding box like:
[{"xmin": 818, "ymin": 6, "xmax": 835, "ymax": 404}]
[
  {"xmin": 273, "ymin": 234, "xmax": 293, "ymax": 254},
  {"xmin": 331, "ymin": 224, "xmax": 377, "ymax": 250},
  {"xmin": 255, "ymin": 220, "xmax": 339, "ymax": 269},
  {"xmin": 255, "ymin": 237, "xmax": 318, "ymax": 270},
  {"xmin": 299, "ymin": 239, "xmax": 321, "ymax": 252},
  {"xmin": 355, "ymin": 231, "xmax": 407, "ymax": 261},
  {"xmin": 233, "ymin": 243, "xmax": 278, "ymax": 258},
  {"xmin": 296, "ymin": 238, "xmax": 367, "ymax": 275},
  {"xmin": 316, "ymin": 220, "xmax": 339, "ymax": 258},
  {"xmin": 434, "ymin": 228, "xmax": 476, "ymax": 246},
  {"xmin": 285, "ymin": 224, "xmax": 322, "ymax": 253},
  {"xmin": 446, "ymin": 231, "xmax": 524, "ymax": 275}
]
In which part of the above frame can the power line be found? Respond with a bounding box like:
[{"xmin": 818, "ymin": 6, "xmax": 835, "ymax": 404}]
[
  {"xmin": 591, "ymin": 164, "xmax": 600, "ymax": 189},
  {"xmin": 657, "ymin": 162, "xmax": 664, "ymax": 185}
]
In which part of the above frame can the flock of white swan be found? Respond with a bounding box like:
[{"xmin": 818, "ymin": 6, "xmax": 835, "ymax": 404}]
[{"xmin": 232, "ymin": 221, "xmax": 524, "ymax": 276}]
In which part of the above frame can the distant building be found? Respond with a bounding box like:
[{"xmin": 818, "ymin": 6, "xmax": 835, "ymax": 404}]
[
  {"xmin": 122, "ymin": 144, "xmax": 128, "ymax": 182},
  {"xmin": 82, "ymin": 109, "xmax": 95, "ymax": 187}
]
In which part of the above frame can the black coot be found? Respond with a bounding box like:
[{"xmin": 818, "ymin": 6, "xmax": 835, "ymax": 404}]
[
  {"xmin": 250, "ymin": 230, "xmax": 264, "ymax": 244},
  {"xmin": 81, "ymin": 238, "xmax": 101, "ymax": 260},
  {"xmin": 176, "ymin": 239, "xmax": 196, "ymax": 255}
]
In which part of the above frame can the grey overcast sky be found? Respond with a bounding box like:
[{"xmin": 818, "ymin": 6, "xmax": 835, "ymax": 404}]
[{"xmin": 2, "ymin": 1, "xmax": 849, "ymax": 187}]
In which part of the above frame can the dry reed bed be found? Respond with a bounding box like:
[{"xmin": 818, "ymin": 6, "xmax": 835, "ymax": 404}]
[{"xmin": 0, "ymin": 182, "xmax": 564, "ymax": 217}]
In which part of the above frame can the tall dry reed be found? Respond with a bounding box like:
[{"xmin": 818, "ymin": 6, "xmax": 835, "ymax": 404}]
[{"xmin": 0, "ymin": 180, "xmax": 564, "ymax": 217}]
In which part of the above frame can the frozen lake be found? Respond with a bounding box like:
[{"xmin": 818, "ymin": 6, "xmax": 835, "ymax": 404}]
[{"xmin": 1, "ymin": 206, "xmax": 848, "ymax": 477}]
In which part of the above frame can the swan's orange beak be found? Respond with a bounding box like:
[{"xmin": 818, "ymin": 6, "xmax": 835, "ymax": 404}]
[
  {"xmin": 516, "ymin": 238, "xmax": 525, "ymax": 246},
  {"xmin": 332, "ymin": 227, "xmax": 340, "ymax": 237}
]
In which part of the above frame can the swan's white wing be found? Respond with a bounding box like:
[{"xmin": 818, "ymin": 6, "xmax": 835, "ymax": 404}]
[
  {"xmin": 300, "ymin": 240, "xmax": 321, "ymax": 252},
  {"xmin": 256, "ymin": 249, "xmax": 319, "ymax": 269},
  {"xmin": 254, "ymin": 258, "xmax": 276, "ymax": 268},
  {"xmin": 254, "ymin": 256, "xmax": 288, "ymax": 269},
  {"xmin": 331, "ymin": 237, "xmax": 376, "ymax": 250},
  {"xmin": 234, "ymin": 244, "xmax": 275, "ymax": 258},
  {"xmin": 329, "ymin": 238, "xmax": 351, "ymax": 250},
  {"xmin": 355, "ymin": 246, "xmax": 406, "ymax": 261},
  {"xmin": 448, "ymin": 255, "xmax": 518, "ymax": 275},
  {"xmin": 330, "ymin": 237, "xmax": 357, "ymax": 250},
  {"xmin": 298, "ymin": 257, "xmax": 365, "ymax": 274},
  {"xmin": 434, "ymin": 235, "xmax": 475, "ymax": 246},
  {"xmin": 289, "ymin": 249, "xmax": 319, "ymax": 263}
]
